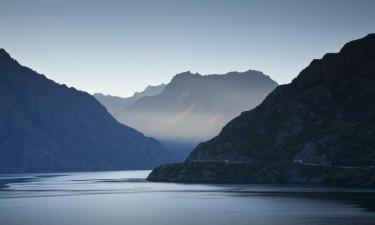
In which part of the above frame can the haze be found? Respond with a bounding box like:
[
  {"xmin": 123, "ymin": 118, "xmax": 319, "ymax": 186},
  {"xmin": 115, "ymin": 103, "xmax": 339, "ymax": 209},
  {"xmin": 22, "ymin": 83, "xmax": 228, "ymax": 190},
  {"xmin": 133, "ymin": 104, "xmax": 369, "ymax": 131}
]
[{"xmin": 0, "ymin": 0, "xmax": 374, "ymax": 97}]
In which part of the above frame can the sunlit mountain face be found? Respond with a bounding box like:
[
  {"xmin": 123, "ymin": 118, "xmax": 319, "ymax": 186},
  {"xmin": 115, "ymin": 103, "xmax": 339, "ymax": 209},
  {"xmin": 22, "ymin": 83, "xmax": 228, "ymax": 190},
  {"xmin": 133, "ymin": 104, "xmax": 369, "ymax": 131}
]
[{"xmin": 95, "ymin": 70, "xmax": 278, "ymax": 160}]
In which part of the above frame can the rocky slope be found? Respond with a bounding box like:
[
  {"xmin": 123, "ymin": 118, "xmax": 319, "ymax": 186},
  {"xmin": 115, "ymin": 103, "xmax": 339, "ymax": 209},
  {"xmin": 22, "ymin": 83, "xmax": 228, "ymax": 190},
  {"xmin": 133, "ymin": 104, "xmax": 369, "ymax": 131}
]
[
  {"xmin": 0, "ymin": 49, "xmax": 169, "ymax": 173},
  {"xmin": 148, "ymin": 34, "xmax": 375, "ymax": 186}
]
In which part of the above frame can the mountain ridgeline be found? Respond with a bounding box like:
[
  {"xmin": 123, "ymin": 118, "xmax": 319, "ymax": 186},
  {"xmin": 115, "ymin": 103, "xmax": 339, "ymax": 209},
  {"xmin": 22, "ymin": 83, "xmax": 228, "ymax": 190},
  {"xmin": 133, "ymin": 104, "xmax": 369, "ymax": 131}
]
[
  {"xmin": 148, "ymin": 34, "xmax": 375, "ymax": 186},
  {"xmin": 95, "ymin": 70, "xmax": 278, "ymax": 160},
  {"xmin": 122, "ymin": 70, "xmax": 278, "ymax": 142},
  {"xmin": 94, "ymin": 84, "xmax": 166, "ymax": 117},
  {"xmin": 0, "ymin": 49, "xmax": 169, "ymax": 173}
]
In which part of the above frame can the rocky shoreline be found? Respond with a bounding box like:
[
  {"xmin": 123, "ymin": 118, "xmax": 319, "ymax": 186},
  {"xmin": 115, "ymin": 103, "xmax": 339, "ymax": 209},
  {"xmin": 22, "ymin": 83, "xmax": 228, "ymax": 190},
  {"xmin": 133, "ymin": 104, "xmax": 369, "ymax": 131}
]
[{"xmin": 147, "ymin": 161, "xmax": 375, "ymax": 186}]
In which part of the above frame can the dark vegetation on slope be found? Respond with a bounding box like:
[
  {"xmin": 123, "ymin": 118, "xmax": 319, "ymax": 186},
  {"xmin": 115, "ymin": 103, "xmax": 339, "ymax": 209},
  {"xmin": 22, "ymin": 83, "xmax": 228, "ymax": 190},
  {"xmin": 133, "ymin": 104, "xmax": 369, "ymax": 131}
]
[{"xmin": 148, "ymin": 34, "xmax": 375, "ymax": 186}]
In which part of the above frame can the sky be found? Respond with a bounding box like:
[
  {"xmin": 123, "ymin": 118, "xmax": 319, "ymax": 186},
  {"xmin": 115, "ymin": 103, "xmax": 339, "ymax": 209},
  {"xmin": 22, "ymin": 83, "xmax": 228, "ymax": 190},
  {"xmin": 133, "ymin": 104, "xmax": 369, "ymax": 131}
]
[{"xmin": 0, "ymin": 0, "xmax": 374, "ymax": 97}]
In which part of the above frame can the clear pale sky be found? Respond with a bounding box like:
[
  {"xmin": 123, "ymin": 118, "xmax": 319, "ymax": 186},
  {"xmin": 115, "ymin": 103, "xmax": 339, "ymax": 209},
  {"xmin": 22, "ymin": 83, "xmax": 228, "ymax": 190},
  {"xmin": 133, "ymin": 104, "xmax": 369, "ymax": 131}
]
[{"xmin": 0, "ymin": 0, "xmax": 374, "ymax": 97}]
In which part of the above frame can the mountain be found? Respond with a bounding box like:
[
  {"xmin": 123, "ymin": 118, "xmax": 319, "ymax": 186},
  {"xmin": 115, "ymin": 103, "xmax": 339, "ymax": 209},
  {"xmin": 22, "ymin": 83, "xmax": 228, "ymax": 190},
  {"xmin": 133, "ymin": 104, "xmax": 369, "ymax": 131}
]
[
  {"xmin": 94, "ymin": 84, "xmax": 165, "ymax": 117},
  {"xmin": 0, "ymin": 49, "xmax": 169, "ymax": 173},
  {"xmin": 111, "ymin": 70, "xmax": 278, "ymax": 160},
  {"xmin": 132, "ymin": 84, "xmax": 167, "ymax": 99},
  {"xmin": 148, "ymin": 34, "xmax": 375, "ymax": 186}
]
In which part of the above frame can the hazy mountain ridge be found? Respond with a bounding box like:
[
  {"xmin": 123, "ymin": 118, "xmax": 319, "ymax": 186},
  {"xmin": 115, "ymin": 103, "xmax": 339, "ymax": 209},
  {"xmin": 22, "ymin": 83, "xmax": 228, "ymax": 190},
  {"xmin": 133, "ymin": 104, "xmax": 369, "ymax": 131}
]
[
  {"xmin": 0, "ymin": 49, "xmax": 169, "ymax": 173},
  {"xmin": 148, "ymin": 34, "xmax": 375, "ymax": 186},
  {"xmin": 119, "ymin": 70, "xmax": 278, "ymax": 142},
  {"xmin": 94, "ymin": 84, "xmax": 166, "ymax": 116},
  {"xmin": 94, "ymin": 70, "xmax": 277, "ymax": 161}
]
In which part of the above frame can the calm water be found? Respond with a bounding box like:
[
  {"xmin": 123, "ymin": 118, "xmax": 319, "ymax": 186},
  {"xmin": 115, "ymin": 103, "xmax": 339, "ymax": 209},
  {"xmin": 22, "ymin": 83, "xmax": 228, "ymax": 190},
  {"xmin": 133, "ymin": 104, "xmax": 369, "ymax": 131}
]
[{"xmin": 0, "ymin": 170, "xmax": 375, "ymax": 225}]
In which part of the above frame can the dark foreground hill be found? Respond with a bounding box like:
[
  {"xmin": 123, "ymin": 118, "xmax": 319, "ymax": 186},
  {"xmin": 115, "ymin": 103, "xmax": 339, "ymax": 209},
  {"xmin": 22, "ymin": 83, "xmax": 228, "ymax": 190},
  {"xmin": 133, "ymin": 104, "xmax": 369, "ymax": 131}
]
[
  {"xmin": 148, "ymin": 34, "xmax": 375, "ymax": 186},
  {"xmin": 0, "ymin": 49, "xmax": 169, "ymax": 173}
]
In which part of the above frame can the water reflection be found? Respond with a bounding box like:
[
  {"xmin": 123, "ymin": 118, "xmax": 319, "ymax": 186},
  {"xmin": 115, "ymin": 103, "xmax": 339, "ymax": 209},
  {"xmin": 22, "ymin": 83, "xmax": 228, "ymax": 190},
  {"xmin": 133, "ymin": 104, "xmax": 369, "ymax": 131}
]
[{"xmin": 0, "ymin": 171, "xmax": 374, "ymax": 225}]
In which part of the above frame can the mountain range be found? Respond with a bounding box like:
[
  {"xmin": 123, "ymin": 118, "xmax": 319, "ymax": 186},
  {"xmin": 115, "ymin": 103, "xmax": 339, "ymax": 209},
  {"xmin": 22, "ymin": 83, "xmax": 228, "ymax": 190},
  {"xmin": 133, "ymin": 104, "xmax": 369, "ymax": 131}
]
[
  {"xmin": 94, "ymin": 84, "xmax": 166, "ymax": 118},
  {"xmin": 0, "ymin": 49, "xmax": 169, "ymax": 173},
  {"xmin": 95, "ymin": 70, "xmax": 278, "ymax": 160},
  {"xmin": 148, "ymin": 34, "xmax": 375, "ymax": 186}
]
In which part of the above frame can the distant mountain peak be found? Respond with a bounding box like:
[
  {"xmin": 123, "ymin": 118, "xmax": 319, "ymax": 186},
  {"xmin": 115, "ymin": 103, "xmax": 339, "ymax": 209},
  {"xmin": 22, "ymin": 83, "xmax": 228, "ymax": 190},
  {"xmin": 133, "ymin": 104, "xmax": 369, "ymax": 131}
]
[
  {"xmin": 121, "ymin": 69, "xmax": 278, "ymax": 142},
  {"xmin": 244, "ymin": 69, "xmax": 268, "ymax": 76},
  {"xmin": 94, "ymin": 83, "xmax": 166, "ymax": 116},
  {"xmin": 132, "ymin": 83, "xmax": 166, "ymax": 98},
  {"xmin": 171, "ymin": 71, "xmax": 201, "ymax": 81},
  {"xmin": 169, "ymin": 69, "xmax": 276, "ymax": 85},
  {"xmin": 137, "ymin": 83, "xmax": 166, "ymax": 93}
]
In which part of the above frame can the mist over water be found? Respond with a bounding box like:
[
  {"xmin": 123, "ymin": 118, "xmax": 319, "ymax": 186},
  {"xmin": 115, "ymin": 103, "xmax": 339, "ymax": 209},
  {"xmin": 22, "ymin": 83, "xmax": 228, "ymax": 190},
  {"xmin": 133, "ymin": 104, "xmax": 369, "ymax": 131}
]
[{"xmin": 1, "ymin": 171, "xmax": 375, "ymax": 225}]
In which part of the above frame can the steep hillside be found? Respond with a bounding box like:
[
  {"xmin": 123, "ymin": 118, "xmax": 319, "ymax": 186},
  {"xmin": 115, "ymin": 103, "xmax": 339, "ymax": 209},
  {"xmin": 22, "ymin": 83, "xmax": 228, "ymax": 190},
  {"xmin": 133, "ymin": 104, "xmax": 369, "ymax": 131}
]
[
  {"xmin": 148, "ymin": 34, "xmax": 375, "ymax": 186},
  {"xmin": 0, "ymin": 49, "xmax": 169, "ymax": 173}
]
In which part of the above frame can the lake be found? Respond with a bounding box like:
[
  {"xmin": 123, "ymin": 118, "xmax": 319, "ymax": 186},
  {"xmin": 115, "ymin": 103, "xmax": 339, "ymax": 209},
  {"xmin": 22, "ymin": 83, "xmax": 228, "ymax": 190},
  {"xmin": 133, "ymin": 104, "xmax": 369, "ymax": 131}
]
[{"xmin": 0, "ymin": 170, "xmax": 375, "ymax": 225}]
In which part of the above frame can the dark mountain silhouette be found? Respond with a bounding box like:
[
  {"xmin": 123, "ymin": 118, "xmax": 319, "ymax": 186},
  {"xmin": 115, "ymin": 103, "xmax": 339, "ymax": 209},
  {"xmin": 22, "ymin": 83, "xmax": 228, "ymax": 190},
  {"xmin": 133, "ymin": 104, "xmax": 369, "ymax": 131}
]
[
  {"xmin": 99, "ymin": 70, "xmax": 277, "ymax": 160},
  {"xmin": 148, "ymin": 34, "xmax": 375, "ymax": 186},
  {"xmin": 0, "ymin": 49, "xmax": 169, "ymax": 173},
  {"xmin": 94, "ymin": 84, "xmax": 165, "ymax": 117}
]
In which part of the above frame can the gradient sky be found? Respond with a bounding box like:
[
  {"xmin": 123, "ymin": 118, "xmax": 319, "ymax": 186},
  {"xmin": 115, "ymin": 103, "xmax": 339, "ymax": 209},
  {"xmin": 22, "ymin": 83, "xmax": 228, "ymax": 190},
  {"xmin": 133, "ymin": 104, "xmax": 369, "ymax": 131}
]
[{"xmin": 1, "ymin": 0, "xmax": 374, "ymax": 97}]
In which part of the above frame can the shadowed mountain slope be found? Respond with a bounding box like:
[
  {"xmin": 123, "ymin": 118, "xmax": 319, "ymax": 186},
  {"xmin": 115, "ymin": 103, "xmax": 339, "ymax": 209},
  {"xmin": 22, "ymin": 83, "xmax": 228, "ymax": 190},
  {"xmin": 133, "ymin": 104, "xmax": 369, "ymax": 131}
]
[
  {"xmin": 148, "ymin": 34, "xmax": 375, "ymax": 186},
  {"xmin": 0, "ymin": 49, "xmax": 169, "ymax": 173}
]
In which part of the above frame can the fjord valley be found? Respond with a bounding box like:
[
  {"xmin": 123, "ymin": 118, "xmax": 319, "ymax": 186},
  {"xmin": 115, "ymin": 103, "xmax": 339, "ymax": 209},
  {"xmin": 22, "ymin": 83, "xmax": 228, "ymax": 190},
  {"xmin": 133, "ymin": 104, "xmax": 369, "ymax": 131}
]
[
  {"xmin": 95, "ymin": 70, "xmax": 277, "ymax": 160},
  {"xmin": 0, "ymin": 49, "xmax": 169, "ymax": 173},
  {"xmin": 148, "ymin": 34, "xmax": 375, "ymax": 186},
  {"xmin": 1, "ymin": 1, "xmax": 375, "ymax": 224}
]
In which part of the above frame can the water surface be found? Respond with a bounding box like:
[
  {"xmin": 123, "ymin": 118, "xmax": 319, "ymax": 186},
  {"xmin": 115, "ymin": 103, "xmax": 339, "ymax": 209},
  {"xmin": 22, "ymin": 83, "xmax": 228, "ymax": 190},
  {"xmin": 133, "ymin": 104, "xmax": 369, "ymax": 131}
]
[{"xmin": 1, "ymin": 170, "xmax": 375, "ymax": 225}]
